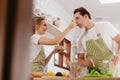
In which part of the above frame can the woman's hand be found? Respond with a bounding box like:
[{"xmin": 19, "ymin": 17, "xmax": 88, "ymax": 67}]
[
  {"xmin": 68, "ymin": 20, "xmax": 77, "ymax": 29},
  {"xmin": 52, "ymin": 48, "xmax": 63, "ymax": 54},
  {"xmin": 112, "ymin": 54, "xmax": 120, "ymax": 65}
]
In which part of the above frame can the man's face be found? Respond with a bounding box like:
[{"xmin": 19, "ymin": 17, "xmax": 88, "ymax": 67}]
[{"xmin": 74, "ymin": 12, "xmax": 86, "ymax": 28}]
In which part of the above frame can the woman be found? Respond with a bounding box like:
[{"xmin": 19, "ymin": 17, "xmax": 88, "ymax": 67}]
[{"xmin": 30, "ymin": 16, "xmax": 76, "ymax": 77}]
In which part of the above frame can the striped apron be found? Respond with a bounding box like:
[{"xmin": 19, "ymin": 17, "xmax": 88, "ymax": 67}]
[
  {"xmin": 86, "ymin": 27, "xmax": 114, "ymax": 74},
  {"xmin": 31, "ymin": 46, "xmax": 45, "ymax": 72}
]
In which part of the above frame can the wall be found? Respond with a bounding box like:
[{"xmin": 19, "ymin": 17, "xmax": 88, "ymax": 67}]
[
  {"xmin": 115, "ymin": 24, "xmax": 120, "ymax": 32},
  {"xmin": 33, "ymin": 0, "xmax": 72, "ymax": 31}
]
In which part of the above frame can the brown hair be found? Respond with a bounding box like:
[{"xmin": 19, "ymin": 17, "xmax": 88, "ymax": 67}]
[
  {"xmin": 32, "ymin": 16, "xmax": 45, "ymax": 33},
  {"xmin": 74, "ymin": 7, "xmax": 91, "ymax": 19}
]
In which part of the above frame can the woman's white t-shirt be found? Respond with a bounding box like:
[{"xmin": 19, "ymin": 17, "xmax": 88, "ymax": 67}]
[
  {"xmin": 77, "ymin": 21, "xmax": 119, "ymax": 54},
  {"xmin": 30, "ymin": 34, "xmax": 42, "ymax": 62}
]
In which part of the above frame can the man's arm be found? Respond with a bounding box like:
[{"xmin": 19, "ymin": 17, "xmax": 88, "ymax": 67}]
[
  {"xmin": 78, "ymin": 53, "xmax": 94, "ymax": 67},
  {"xmin": 112, "ymin": 34, "xmax": 120, "ymax": 65}
]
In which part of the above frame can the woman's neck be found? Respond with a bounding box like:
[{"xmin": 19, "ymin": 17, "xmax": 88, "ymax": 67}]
[{"xmin": 35, "ymin": 31, "xmax": 42, "ymax": 35}]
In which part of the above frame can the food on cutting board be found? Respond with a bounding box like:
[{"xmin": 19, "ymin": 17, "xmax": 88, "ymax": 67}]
[
  {"xmin": 62, "ymin": 72, "xmax": 67, "ymax": 77},
  {"xmin": 56, "ymin": 72, "xmax": 63, "ymax": 76},
  {"xmin": 46, "ymin": 71, "xmax": 55, "ymax": 76},
  {"xmin": 30, "ymin": 72, "xmax": 43, "ymax": 78},
  {"xmin": 30, "ymin": 71, "xmax": 71, "ymax": 78},
  {"xmin": 84, "ymin": 66, "xmax": 112, "ymax": 78}
]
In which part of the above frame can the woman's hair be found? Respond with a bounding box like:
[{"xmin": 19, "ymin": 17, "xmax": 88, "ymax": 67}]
[
  {"xmin": 74, "ymin": 7, "xmax": 91, "ymax": 19},
  {"xmin": 32, "ymin": 16, "xmax": 45, "ymax": 33}
]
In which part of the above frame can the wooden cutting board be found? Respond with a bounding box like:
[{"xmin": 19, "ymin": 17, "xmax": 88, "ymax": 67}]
[{"xmin": 34, "ymin": 76, "xmax": 120, "ymax": 80}]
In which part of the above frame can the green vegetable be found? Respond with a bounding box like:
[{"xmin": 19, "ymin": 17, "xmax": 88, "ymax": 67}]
[
  {"xmin": 88, "ymin": 66, "xmax": 101, "ymax": 74},
  {"xmin": 93, "ymin": 71, "xmax": 100, "ymax": 76},
  {"xmin": 84, "ymin": 67, "xmax": 112, "ymax": 78}
]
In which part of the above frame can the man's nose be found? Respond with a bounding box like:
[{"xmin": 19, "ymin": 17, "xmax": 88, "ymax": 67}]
[
  {"xmin": 45, "ymin": 26, "xmax": 47, "ymax": 29},
  {"xmin": 75, "ymin": 21, "xmax": 78, "ymax": 24}
]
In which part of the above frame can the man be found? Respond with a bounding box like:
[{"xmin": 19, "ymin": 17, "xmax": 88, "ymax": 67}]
[{"xmin": 74, "ymin": 7, "xmax": 120, "ymax": 75}]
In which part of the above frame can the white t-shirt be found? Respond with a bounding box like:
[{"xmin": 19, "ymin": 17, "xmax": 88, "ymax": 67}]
[
  {"xmin": 77, "ymin": 21, "xmax": 119, "ymax": 54},
  {"xmin": 30, "ymin": 34, "xmax": 42, "ymax": 62}
]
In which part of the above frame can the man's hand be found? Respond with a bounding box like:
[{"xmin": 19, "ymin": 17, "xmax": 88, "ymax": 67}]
[
  {"xmin": 83, "ymin": 59, "xmax": 94, "ymax": 67},
  {"xmin": 112, "ymin": 34, "xmax": 120, "ymax": 65},
  {"xmin": 112, "ymin": 54, "xmax": 120, "ymax": 65},
  {"xmin": 78, "ymin": 54, "xmax": 94, "ymax": 67}
]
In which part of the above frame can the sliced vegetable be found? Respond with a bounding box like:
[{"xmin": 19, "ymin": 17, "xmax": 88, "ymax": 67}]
[{"xmin": 84, "ymin": 66, "xmax": 112, "ymax": 78}]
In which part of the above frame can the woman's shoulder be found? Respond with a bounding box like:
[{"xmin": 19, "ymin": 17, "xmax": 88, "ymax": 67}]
[
  {"xmin": 30, "ymin": 34, "xmax": 42, "ymax": 43},
  {"xmin": 31, "ymin": 34, "xmax": 41, "ymax": 38}
]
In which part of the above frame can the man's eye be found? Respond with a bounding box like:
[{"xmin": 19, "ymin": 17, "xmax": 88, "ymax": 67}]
[
  {"xmin": 44, "ymin": 24, "xmax": 47, "ymax": 26},
  {"xmin": 75, "ymin": 17, "xmax": 79, "ymax": 20}
]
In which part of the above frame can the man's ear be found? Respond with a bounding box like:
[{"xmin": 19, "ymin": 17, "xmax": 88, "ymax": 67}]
[{"xmin": 84, "ymin": 14, "xmax": 88, "ymax": 19}]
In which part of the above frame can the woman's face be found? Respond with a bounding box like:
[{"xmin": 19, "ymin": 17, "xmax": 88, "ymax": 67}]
[{"xmin": 37, "ymin": 20, "xmax": 47, "ymax": 35}]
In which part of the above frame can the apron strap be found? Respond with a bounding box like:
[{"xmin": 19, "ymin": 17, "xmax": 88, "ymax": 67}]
[{"xmin": 95, "ymin": 25, "xmax": 114, "ymax": 54}]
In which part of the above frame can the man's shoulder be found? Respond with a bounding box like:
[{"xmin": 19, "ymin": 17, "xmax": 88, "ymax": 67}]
[{"xmin": 95, "ymin": 21, "xmax": 112, "ymax": 26}]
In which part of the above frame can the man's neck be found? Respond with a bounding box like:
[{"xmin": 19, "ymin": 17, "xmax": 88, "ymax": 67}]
[{"xmin": 85, "ymin": 20, "xmax": 94, "ymax": 31}]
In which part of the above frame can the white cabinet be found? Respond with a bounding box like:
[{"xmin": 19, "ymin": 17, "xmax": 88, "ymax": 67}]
[{"xmin": 47, "ymin": 22, "xmax": 61, "ymax": 36}]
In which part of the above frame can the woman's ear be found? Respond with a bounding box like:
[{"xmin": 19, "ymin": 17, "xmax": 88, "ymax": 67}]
[{"xmin": 35, "ymin": 24, "xmax": 39, "ymax": 30}]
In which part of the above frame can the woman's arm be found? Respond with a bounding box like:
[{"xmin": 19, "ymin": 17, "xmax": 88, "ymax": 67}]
[
  {"xmin": 45, "ymin": 49, "xmax": 63, "ymax": 65},
  {"xmin": 112, "ymin": 34, "xmax": 120, "ymax": 65},
  {"xmin": 38, "ymin": 21, "xmax": 76, "ymax": 45}
]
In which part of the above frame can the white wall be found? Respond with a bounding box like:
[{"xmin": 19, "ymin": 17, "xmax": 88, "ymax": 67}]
[
  {"xmin": 33, "ymin": 0, "xmax": 72, "ymax": 31},
  {"xmin": 115, "ymin": 24, "xmax": 120, "ymax": 32}
]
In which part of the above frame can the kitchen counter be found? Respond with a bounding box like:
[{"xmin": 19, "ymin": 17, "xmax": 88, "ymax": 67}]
[{"xmin": 34, "ymin": 76, "xmax": 120, "ymax": 80}]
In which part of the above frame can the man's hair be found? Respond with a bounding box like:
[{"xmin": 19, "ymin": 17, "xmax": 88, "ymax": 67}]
[{"xmin": 74, "ymin": 7, "xmax": 91, "ymax": 19}]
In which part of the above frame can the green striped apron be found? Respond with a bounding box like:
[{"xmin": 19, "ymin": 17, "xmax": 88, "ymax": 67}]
[
  {"xmin": 86, "ymin": 27, "xmax": 114, "ymax": 74},
  {"xmin": 31, "ymin": 46, "xmax": 45, "ymax": 72}
]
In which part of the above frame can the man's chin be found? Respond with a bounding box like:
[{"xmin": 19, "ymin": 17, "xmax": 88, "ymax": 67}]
[{"xmin": 78, "ymin": 25, "xmax": 82, "ymax": 28}]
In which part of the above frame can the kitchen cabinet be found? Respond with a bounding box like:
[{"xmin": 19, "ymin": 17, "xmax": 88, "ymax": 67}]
[
  {"xmin": 47, "ymin": 21, "xmax": 61, "ymax": 36},
  {"xmin": 54, "ymin": 38, "xmax": 71, "ymax": 70},
  {"xmin": 47, "ymin": 22, "xmax": 71, "ymax": 70}
]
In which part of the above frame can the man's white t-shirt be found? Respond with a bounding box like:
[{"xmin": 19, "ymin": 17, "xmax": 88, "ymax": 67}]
[
  {"xmin": 30, "ymin": 34, "xmax": 42, "ymax": 62},
  {"xmin": 77, "ymin": 21, "xmax": 119, "ymax": 54}
]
